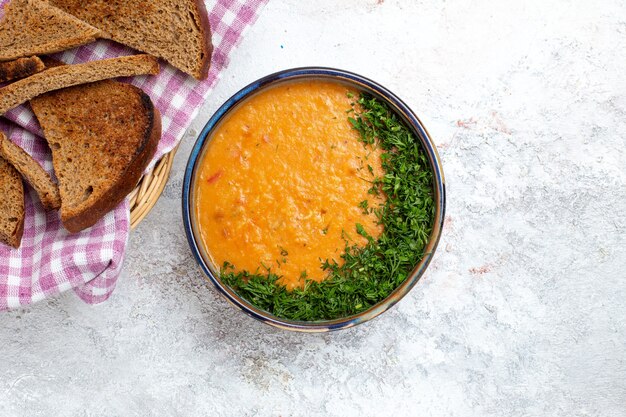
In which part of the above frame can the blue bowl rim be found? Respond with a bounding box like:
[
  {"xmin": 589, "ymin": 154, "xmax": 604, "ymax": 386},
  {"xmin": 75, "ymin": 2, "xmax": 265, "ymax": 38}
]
[{"xmin": 182, "ymin": 67, "xmax": 446, "ymax": 332}]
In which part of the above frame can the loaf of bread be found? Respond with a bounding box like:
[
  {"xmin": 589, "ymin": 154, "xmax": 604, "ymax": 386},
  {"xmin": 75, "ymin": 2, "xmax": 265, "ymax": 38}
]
[
  {"xmin": 0, "ymin": 156, "xmax": 24, "ymax": 248},
  {"xmin": 31, "ymin": 80, "xmax": 161, "ymax": 232},
  {"xmin": 49, "ymin": 0, "xmax": 212, "ymax": 79},
  {"xmin": 0, "ymin": 0, "xmax": 101, "ymax": 61},
  {"xmin": 0, "ymin": 132, "xmax": 61, "ymax": 211},
  {"xmin": 0, "ymin": 54, "xmax": 160, "ymax": 115}
]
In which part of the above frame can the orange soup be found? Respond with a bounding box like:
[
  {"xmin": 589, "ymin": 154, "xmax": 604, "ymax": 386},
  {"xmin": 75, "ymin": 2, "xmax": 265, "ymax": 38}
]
[{"xmin": 194, "ymin": 80, "xmax": 385, "ymax": 290}]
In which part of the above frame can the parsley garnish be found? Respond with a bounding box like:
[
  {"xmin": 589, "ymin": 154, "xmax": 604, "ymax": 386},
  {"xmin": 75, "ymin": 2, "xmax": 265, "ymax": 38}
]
[
  {"xmin": 221, "ymin": 93, "xmax": 435, "ymax": 321},
  {"xmin": 358, "ymin": 199, "xmax": 369, "ymax": 215}
]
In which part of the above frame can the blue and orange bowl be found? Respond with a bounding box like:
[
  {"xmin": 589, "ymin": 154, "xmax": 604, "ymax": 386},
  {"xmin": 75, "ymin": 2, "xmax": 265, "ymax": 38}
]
[{"xmin": 182, "ymin": 67, "xmax": 446, "ymax": 332}]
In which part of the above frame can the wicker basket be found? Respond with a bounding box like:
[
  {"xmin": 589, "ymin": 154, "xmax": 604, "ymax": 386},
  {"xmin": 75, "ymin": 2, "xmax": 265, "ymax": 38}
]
[{"xmin": 128, "ymin": 145, "xmax": 178, "ymax": 229}]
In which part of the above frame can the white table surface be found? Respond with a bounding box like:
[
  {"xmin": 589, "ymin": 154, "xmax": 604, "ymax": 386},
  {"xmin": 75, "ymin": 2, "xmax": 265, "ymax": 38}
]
[{"xmin": 2, "ymin": 1, "xmax": 625, "ymax": 416}]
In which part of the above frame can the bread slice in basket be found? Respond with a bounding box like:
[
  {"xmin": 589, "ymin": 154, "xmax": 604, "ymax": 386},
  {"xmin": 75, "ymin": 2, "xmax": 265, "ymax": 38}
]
[
  {"xmin": 0, "ymin": 56, "xmax": 46, "ymax": 83},
  {"xmin": 0, "ymin": 156, "xmax": 24, "ymax": 248},
  {"xmin": 31, "ymin": 80, "xmax": 161, "ymax": 233},
  {"xmin": 0, "ymin": 132, "xmax": 61, "ymax": 211},
  {"xmin": 0, "ymin": 0, "xmax": 101, "ymax": 62},
  {"xmin": 0, "ymin": 54, "xmax": 160, "ymax": 115},
  {"xmin": 49, "ymin": 0, "xmax": 212, "ymax": 79}
]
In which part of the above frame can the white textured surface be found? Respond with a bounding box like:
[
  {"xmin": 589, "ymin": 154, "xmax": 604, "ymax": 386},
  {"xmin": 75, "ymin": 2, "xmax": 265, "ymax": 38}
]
[{"xmin": 1, "ymin": 1, "xmax": 626, "ymax": 416}]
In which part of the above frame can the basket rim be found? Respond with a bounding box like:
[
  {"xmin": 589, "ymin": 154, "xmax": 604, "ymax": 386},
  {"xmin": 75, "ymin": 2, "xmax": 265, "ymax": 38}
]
[{"xmin": 129, "ymin": 145, "xmax": 179, "ymax": 229}]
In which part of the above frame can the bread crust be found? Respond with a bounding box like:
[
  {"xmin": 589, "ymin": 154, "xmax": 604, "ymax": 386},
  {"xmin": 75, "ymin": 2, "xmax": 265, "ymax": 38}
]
[
  {"xmin": 61, "ymin": 93, "xmax": 161, "ymax": 233},
  {"xmin": 0, "ymin": 132, "xmax": 61, "ymax": 211},
  {"xmin": 193, "ymin": 0, "xmax": 213, "ymax": 80},
  {"xmin": 0, "ymin": 56, "xmax": 46, "ymax": 83},
  {"xmin": 0, "ymin": 0, "xmax": 102, "ymax": 61},
  {"xmin": 0, "ymin": 54, "xmax": 160, "ymax": 115},
  {"xmin": 10, "ymin": 205, "xmax": 24, "ymax": 248},
  {"xmin": 1, "ymin": 209, "xmax": 24, "ymax": 248},
  {"xmin": 0, "ymin": 159, "xmax": 25, "ymax": 248},
  {"xmin": 49, "ymin": 0, "xmax": 212, "ymax": 80}
]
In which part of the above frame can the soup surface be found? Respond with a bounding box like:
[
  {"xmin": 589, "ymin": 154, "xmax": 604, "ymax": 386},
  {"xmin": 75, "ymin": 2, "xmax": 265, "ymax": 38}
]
[{"xmin": 195, "ymin": 80, "xmax": 384, "ymax": 290}]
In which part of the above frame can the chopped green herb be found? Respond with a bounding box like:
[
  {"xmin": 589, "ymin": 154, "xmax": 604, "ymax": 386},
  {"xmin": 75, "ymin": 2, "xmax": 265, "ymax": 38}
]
[
  {"xmin": 221, "ymin": 93, "xmax": 435, "ymax": 321},
  {"xmin": 358, "ymin": 199, "xmax": 369, "ymax": 214}
]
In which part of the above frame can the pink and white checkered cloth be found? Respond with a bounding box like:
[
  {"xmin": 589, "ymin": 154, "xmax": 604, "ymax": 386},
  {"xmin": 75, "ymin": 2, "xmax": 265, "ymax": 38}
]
[{"xmin": 0, "ymin": 0, "xmax": 269, "ymax": 310}]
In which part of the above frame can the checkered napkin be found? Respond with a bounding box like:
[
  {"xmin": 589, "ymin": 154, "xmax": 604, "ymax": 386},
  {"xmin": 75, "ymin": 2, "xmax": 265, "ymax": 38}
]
[{"xmin": 0, "ymin": 0, "xmax": 269, "ymax": 310}]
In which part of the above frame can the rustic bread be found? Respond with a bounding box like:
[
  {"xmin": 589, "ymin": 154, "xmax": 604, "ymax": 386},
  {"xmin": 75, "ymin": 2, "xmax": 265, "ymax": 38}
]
[
  {"xmin": 31, "ymin": 80, "xmax": 161, "ymax": 233},
  {"xmin": 0, "ymin": 0, "xmax": 101, "ymax": 62},
  {"xmin": 49, "ymin": 0, "xmax": 212, "ymax": 79},
  {"xmin": 0, "ymin": 54, "xmax": 159, "ymax": 115},
  {"xmin": 0, "ymin": 156, "xmax": 24, "ymax": 248},
  {"xmin": 0, "ymin": 56, "xmax": 46, "ymax": 83},
  {"xmin": 0, "ymin": 132, "xmax": 61, "ymax": 211}
]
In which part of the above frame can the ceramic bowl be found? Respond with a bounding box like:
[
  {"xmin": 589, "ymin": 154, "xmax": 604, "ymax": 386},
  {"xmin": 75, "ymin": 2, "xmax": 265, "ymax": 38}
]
[{"xmin": 182, "ymin": 67, "xmax": 446, "ymax": 332}]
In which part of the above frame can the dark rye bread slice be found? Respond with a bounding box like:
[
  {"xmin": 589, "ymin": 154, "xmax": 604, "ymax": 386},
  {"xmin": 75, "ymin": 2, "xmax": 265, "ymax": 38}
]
[
  {"xmin": 0, "ymin": 132, "xmax": 61, "ymax": 210},
  {"xmin": 0, "ymin": 56, "xmax": 46, "ymax": 83},
  {"xmin": 0, "ymin": 156, "xmax": 24, "ymax": 248},
  {"xmin": 0, "ymin": 54, "xmax": 159, "ymax": 115},
  {"xmin": 49, "ymin": 0, "xmax": 212, "ymax": 79},
  {"xmin": 0, "ymin": 0, "xmax": 101, "ymax": 61},
  {"xmin": 31, "ymin": 80, "xmax": 161, "ymax": 233}
]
